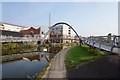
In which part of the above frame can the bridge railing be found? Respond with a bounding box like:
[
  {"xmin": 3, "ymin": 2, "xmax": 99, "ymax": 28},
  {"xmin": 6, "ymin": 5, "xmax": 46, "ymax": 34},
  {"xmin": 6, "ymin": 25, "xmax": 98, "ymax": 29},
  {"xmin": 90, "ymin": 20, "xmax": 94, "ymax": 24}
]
[
  {"xmin": 1, "ymin": 37, "xmax": 40, "ymax": 42},
  {"xmin": 84, "ymin": 35, "xmax": 120, "ymax": 54}
]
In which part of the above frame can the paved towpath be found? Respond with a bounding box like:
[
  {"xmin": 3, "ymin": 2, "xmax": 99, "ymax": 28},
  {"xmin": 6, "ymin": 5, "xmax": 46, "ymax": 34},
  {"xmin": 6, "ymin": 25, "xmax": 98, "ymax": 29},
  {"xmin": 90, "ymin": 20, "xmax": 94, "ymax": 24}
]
[{"xmin": 42, "ymin": 48, "xmax": 69, "ymax": 78}]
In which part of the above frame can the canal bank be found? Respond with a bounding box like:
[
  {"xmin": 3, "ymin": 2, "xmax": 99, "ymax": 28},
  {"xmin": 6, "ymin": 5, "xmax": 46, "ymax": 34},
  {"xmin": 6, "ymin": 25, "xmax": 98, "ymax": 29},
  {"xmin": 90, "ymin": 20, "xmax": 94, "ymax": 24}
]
[
  {"xmin": 37, "ymin": 48, "xmax": 69, "ymax": 79},
  {"xmin": 2, "ymin": 50, "xmax": 59, "ymax": 79},
  {"xmin": 37, "ymin": 50, "xmax": 62, "ymax": 79},
  {"xmin": 2, "ymin": 52, "xmax": 41, "ymax": 62}
]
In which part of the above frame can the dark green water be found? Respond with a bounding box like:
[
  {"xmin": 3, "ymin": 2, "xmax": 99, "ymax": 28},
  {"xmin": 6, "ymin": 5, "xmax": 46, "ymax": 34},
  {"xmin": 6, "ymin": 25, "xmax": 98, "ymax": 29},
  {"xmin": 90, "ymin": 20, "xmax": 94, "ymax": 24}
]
[{"xmin": 2, "ymin": 55, "xmax": 47, "ymax": 78}]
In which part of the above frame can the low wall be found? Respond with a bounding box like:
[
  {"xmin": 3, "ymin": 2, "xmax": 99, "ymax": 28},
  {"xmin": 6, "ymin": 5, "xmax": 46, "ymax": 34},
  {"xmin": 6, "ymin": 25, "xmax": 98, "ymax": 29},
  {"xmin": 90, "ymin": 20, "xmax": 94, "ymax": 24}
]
[{"xmin": 2, "ymin": 52, "xmax": 40, "ymax": 63}]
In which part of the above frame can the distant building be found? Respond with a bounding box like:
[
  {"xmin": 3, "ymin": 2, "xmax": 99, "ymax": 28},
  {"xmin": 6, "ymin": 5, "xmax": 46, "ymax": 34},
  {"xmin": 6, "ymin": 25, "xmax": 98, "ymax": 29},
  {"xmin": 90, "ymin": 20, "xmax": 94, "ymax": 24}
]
[
  {"xmin": 74, "ymin": 35, "xmax": 80, "ymax": 43},
  {"xmin": 49, "ymin": 24, "xmax": 76, "ymax": 43},
  {"xmin": 0, "ymin": 22, "xmax": 41, "ymax": 39},
  {"xmin": 40, "ymin": 30, "xmax": 49, "ymax": 40},
  {"xmin": 0, "ymin": 22, "xmax": 25, "ymax": 32},
  {"xmin": 0, "ymin": 22, "xmax": 25, "ymax": 37},
  {"xmin": 1, "ymin": 30, "xmax": 23, "ymax": 37},
  {"xmin": 21, "ymin": 27, "xmax": 41, "ymax": 38}
]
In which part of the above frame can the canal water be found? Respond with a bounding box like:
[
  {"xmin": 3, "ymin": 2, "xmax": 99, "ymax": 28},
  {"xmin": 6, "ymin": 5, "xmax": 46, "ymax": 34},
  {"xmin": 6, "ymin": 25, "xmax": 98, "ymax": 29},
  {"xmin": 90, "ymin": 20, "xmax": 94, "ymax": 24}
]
[{"xmin": 2, "ymin": 54, "xmax": 48, "ymax": 78}]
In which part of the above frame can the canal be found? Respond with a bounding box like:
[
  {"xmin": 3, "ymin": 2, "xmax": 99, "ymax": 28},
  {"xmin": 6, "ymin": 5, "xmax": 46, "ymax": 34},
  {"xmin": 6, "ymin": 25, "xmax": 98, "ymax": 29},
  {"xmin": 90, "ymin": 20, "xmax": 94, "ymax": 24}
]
[{"xmin": 2, "ymin": 54, "xmax": 48, "ymax": 79}]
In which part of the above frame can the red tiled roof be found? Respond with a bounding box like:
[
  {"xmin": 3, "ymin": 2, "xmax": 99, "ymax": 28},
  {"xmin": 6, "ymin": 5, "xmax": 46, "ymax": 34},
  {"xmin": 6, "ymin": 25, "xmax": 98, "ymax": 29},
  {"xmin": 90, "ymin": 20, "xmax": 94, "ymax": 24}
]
[{"xmin": 21, "ymin": 27, "xmax": 40, "ymax": 35}]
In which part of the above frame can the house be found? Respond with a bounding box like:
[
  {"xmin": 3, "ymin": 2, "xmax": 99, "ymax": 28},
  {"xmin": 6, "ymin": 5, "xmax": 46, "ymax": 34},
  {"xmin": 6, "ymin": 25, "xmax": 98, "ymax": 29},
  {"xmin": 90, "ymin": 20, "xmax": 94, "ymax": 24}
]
[
  {"xmin": 0, "ymin": 22, "xmax": 25, "ymax": 37},
  {"xmin": 0, "ymin": 22, "xmax": 25, "ymax": 32},
  {"xmin": 49, "ymin": 24, "xmax": 76, "ymax": 43},
  {"xmin": 21, "ymin": 27, "xmax": 41, "ymax": 38}
]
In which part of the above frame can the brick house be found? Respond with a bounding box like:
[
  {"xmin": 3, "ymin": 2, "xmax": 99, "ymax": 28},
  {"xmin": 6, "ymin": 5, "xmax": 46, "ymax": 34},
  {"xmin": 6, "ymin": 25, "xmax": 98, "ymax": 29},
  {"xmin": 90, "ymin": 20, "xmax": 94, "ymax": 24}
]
[{"xmin": 21, "ymin": 27, "xmax": 40, "ymax": 38}]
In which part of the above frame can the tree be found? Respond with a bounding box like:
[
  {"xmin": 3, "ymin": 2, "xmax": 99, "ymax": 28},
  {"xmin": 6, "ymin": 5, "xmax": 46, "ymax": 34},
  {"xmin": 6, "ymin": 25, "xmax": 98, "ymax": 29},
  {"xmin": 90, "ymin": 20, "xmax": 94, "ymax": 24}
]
[{"xmin": 107, "ymin": 33, "xmax": 112, "ymax": 44}]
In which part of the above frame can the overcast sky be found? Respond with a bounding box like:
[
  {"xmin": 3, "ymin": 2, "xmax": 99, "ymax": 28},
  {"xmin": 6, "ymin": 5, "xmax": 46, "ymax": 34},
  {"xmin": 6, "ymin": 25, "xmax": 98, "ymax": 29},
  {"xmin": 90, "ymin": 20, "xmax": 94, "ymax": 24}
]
[{"xmin": 2, "ymin": 2, "xmax": 118, "ymax": 37}]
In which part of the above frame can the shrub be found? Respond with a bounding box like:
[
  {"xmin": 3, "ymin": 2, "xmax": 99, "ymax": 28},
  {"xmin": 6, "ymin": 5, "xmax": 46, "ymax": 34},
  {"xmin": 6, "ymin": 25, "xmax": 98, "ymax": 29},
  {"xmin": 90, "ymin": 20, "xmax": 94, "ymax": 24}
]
[{"xmin": 2, "ymin": 42, "xmax": 36, "ymax": 55}]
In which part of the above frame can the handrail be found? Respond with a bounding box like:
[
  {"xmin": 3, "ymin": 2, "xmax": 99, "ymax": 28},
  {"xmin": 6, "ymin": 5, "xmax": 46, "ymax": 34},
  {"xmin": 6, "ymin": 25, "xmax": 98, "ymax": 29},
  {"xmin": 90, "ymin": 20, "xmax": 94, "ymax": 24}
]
[{"xmin": 85, "ymin": 35, "xmax": 120, "ymax": 54}]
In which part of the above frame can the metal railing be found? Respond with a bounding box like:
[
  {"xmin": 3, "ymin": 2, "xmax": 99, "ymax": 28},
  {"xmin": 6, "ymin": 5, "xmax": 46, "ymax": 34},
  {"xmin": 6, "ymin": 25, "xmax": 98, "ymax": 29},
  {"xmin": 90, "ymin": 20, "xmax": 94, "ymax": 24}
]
[
  {"xmin": 84, "ymin": 35, "xmax": 120, "ymax": 54},
  {"xmin": 1, "ymin": 37, "xmax": 40, "ymax": 42}
]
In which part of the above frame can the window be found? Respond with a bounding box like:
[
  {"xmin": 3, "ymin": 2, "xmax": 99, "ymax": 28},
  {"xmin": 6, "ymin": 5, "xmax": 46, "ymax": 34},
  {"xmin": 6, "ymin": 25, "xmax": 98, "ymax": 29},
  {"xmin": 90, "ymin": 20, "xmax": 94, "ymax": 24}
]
[
  {"xmin": 60, "ymin": 30, "xmax": 62, "ymax": 33},
  {"xmin": 36, "ymin": 36, "xmax": 38, "ymax": 38},
  {"xmin": 61, "ymin": 25, "xmax": 63, "ymax": 27},
  {"xmin": 68, "ymin": 35, "xmax": 71, "ymax": 37},
  {"xmin": 1, "ymin": 24, "xmax": 4, "ymax": 26},
  {"xmin": 56, "ymin": 27, "xmax": 58, "ymax": 30},
  {"xmin": 61, "ymin": 26, "xmax": 63, "ymax": 29},
  {"xmin": 41, "ymin": 31, "xmax": 44, "ymax": 34}
]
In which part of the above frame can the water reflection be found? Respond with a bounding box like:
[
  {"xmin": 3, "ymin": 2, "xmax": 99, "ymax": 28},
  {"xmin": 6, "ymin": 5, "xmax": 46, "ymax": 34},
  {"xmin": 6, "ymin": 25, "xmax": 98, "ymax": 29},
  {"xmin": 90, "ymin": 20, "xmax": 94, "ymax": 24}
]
[
  {"xmin": 2, "ymin": 54, "xmax": 47, "ymax": 78},
  {"xmin": 22, "ymin": 55, "xmax": 40, "ymax": 61}
]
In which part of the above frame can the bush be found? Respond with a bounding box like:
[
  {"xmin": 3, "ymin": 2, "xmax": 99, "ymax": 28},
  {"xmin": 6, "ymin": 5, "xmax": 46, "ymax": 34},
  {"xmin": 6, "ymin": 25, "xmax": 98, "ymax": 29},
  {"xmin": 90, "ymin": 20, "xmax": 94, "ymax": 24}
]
[
  {"xmin": 48, "ymin": 44, "xmax": 63, "ymax": 53},
  {"xmin": 2, "ymin": 42, "xmax": 36, "ymax": 55}
]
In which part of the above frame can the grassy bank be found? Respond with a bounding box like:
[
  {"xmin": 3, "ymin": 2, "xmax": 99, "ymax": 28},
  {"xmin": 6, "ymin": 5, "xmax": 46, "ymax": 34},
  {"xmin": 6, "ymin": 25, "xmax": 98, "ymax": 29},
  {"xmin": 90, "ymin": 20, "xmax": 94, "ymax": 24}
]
[{"xmin": 65, "ymin": 45, "xmax": 106, "ymax": 69}]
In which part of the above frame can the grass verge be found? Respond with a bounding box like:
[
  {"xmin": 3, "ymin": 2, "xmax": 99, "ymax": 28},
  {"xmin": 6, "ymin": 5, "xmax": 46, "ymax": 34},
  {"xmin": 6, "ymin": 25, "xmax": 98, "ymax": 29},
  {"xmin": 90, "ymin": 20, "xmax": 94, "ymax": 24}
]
[{"xmin": 65, "ymin": 45, "xmax": 106, "ymax": 69}]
